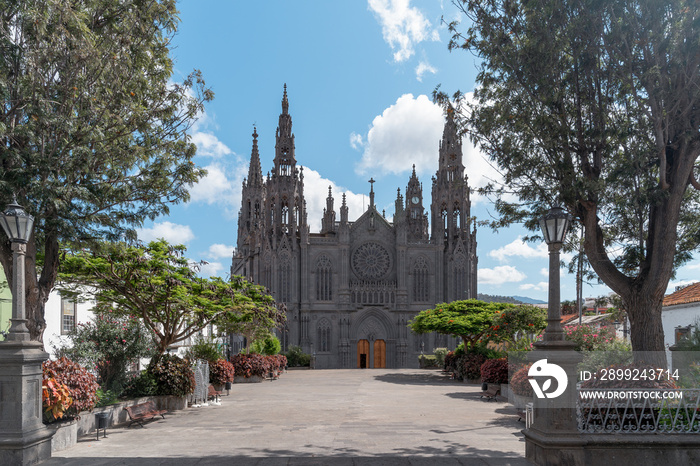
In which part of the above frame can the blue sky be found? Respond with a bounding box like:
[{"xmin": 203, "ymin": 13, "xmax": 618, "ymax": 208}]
[{"xmin": 135, "ymin": 1, "xmax": 699, "ymax": 303}]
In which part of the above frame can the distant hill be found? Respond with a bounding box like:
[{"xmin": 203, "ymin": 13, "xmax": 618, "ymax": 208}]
[
  {"xmin": 511, "ymin": 295, "xmax": 547, "ymax": 305},
  {"xmin": 477, "ymin": 293, "xmax": 547, "ymax": 305}
]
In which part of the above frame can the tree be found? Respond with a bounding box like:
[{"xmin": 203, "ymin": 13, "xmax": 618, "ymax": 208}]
[
  {"xmin": 440, "ymin": 0, "xmax": 700, "ymax": 361},
  {"xmin": 408, "ymin": 299, "xmax": 513, "ymax": 347},
  {"xmin": 0, "ymin": 0, "xmax": 211, "ymax": 340},
  {"xmin": 56, "ymin": 312, "xmax": 155, "ymax": 392},
  {"xmin": 58, "ymin": 240, "xmax": 285, "ymax": 356}
]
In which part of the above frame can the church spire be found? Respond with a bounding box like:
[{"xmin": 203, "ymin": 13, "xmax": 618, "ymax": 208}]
[
  {"xmin": 247, "ymin": 126, "xmax": 263, "ymax": 187},
  {"xmin": 274, "ymin": 84, "xmax": 296, "ymax": 177}
]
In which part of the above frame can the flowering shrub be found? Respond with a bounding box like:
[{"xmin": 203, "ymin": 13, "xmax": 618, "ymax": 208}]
[
  {"xmin": 209, "ymin": 359, "xmax": 235, "ymax": 385},
  {"xmin": 42, "ymin": 377, "xmax": 73, "ymax": 421},
  {"xmin": 56, "ymin": 313, "xmax": 155, "ymax": 392},
  {"xmin": 276, "ymin": 354, "xmax": 288, "ymax": 369},
  {"xmin": 459, "ymin": 353, "xmax": 488, "ymax": 380},
  {"xmin": 444, "ymin": 350, "xmax": 458, "ymax": 373},
  {"xmin": 148, "ymin": 354, "xmax": 195, "ymax": 396},
  {"xmin": 564, "ymin": 324, "xmax": 615, "ymax": 352},
  {"xmin": 121, "ymin": 370, "xmax": 157, "ymax": 398},
  {"xmin": 43, "ymin": 358, "xmax": 99, "ymax": 419},
  {"xmin": 484, "ymin": 305, "xmax": 547, "ymax": 344},
  {"xmin": 480, "ymin": 358, "xmax": 509, "ymax": 384},
  {"xmin": 510, "ymin": 365, "xmax": 534, "ymax": 397},
  {"xmin": 230, "ymin": 353, "xmax": 269, "ymax": 378}
]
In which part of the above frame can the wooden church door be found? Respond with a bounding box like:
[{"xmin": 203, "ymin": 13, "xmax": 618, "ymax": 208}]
[
  {"xmin": 373, "ymin": 339, "xmax": 386, "ymax": 368},
  {"xmin": 357, "ymin": 339, "xmax": 369, "ymax": 368}
]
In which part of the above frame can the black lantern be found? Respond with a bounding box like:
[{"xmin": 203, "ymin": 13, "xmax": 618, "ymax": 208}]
[
  {"xmin": 0, "ymin": 197, "xmax": 34, "ymax": 244},
  {"xmin": 539, "ymin": 206, "xmax": 572, "ymax": 245}
]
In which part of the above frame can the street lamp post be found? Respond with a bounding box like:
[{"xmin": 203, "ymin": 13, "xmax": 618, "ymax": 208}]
[
  {"xmin": 0, "ymin": 198, "xmax": 53, "ymax": 465},
  {"xmin": 524, "ymin": 206, "xmax": 584, "ymax": 465}
]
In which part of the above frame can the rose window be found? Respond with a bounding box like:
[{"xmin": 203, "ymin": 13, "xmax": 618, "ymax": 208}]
[{"xmin": 352, "ymin": 242, "xmax": 391, "ymax": 280}]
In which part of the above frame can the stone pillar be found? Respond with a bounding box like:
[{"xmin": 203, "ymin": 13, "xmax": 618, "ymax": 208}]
[{"xmin": 0, "ymin": 342, "xmax": 53, "ymax": 465}]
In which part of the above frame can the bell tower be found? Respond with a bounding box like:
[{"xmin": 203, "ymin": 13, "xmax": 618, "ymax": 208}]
[
  {"xmin": 430, "ymin": 108, "xmax": 477, "ymax": 301},
  {"xmin": 266, "ymin": 84, "xmax": 306, "ymax": 240},
  {"xmin": 405, "ymin": 165, "xmax": 428, "ymax": 241}
]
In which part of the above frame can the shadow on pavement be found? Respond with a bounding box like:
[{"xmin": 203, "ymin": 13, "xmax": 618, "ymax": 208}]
[
  {"xmin": 42, "ymin": 453, "xmax": 532, "ymax": 465},
  {"xmin": 373, "ymin": 371, "xmax": 459, "ymax": 386}
]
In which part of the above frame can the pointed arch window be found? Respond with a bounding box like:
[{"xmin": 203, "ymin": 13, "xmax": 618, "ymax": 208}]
[
  {"xmin": 453, "ymin": 203, "xmax": 461, "ymax": 230},
  {"xmin": 441, "ymin": 206, "xmax": 448, "ymax": 238},
  {"xmin": 316, "ymin": 255, "xmax": 333, "ymax": 301},
  {"xmin": 412, "ymin": 257, "xmax": 429, "ymax": 302},
  {"xmin": 317, "ymin": 318, "xmax": 331, "ymax": 353},
  {"xmin": 453, "ymin": 255, "xmax": 467, "ymax": 300}
]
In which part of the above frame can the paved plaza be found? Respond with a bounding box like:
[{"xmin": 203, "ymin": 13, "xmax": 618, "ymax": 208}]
[{"xmin": 42, "ymin": 369, "xmax": 531, "ymax": 465}]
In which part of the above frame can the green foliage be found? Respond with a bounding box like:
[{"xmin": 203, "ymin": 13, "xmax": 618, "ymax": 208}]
[
  {"xmin": 147, "ymin": 354, "xmax": 195, "ymax": 396},
  {"xmin": 0, "ymin": 0, "xmax": 212, "ymax": 341},
  {"xmin": 42, "ymin": 358, "xmax": 99, "ymax": 418},
  {"xmin": 122, "ymin": 371, "xmax": 158, "ymax": 398},
  {"xmin": 441, "ymin": 0, "xmax": 700, "ymax": 355},
  {"xmin": 481, "ymin": 358, "xmax": 509, "ymax": 384},
  {"xmin": 59, "ymin": 240, "xmax": 284, "ymax": 355},
  {"xmin": 409, "ymin": 300, "xmax": 513, "ymax": 346},
  {"xmin": 565, "ymin": 325, "xmax": 616, "ymax": 352},
  {"xmin": 284, "ymin": 345, "xmax": 311, "ymax": 367},
  {"xmin": 209, "ymin": 359, "xmax": 235, "ymax": 385},
  {"xmin": 418, "ymin": 355, "xmax": 439, "ymax": 368},
  {"xmin": 578, "ymin": 339, "xmax": 633, "ymax": 374},
  {"xmin": 55, "ymin": 312, "xmax": 155, "ymax": 392},
  {"xmin": 250, "ymin": 334, "xmax": 281, "ymax": 355},
  {"xmin": 486, "ymin": 305, "xmax": 547, "ymax": 345},
  {"xmin": 433, "ymin": 348, "xmax": 449, "ymax": 368},
  {"xmin": 95, "ymin": 388, "xmax": 119, "ymax": 408},
  {"xmin": 184, "ymin": 335, "xmax": 223, "ymax": 364}
]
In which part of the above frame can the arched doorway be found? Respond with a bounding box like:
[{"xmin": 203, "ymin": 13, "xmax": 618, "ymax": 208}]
[
  {"xmin": 373, "ymin": 339, "xmax": 386, "ymax": 368},
  {"xmin": 357, "ymin": 339, "xmax": 369, "ymax": 368}
]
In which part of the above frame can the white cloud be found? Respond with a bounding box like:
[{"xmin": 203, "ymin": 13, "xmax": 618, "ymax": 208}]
[
  {"xmin": 350, "ymin": 132, "xmax": 364, "ymax": 150},
  {"xmin": 667, "ymin": 280, "xmax": 699, "ymax": 295},
  {"xmin": 368, "ymin": 0, "xmax": 438, "ymax": 62},
  {"xmin": 355, "ymin": 94, "xmax": 444, "ymax": 176},
  {"xmin": 520, "ymin": 282, "xmax": 549, "ymax": 292},
  {"xmin": 300, "ymin": 166, "xmax": 366, "ymax": 231},
  {"xmin": 540, "ymin": 267, "xmax": 549, "ymax": 277},
  {"xmin": 198, "ymin": 261, "xmax": 224, "ymax": 278},
  {"xmin": 138, "ymin": 221, "xmax": 195, "ymax": 245},
  {"xmin": 190, "ymin": 132, "xmax": 232, "ymax": 158},
  {"xmin": 188, "ymin": 162, "xmax": 245, "ymax": 218},
  {"xmin": 415, "ymin": 61, "xmax": 437, "ymax": 82},
  {"xmin": 478, "ymin": 266, "xmax": 526, "ymax": 285},
  {"xmin": 489, "ymin": 236, "xmax": 548, "ymax": 262},
  {"xmin": 208, "ymin": 243, "xmax": 234, "ymax": 260}
]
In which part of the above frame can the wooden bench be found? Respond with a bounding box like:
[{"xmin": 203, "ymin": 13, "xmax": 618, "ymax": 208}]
[
  {"xmin": 124, "ymin": 401, "xmax": 167, "ymax": 428},
  {"xmin": 480, "ymin": 386, "xmax": 501, "ymax": 401},
  {"xmin": 208, "ymin": 384, "xmax": 222, "ymax": 403}
]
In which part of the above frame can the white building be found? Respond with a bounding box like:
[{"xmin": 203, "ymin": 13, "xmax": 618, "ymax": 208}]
[
  {"xmin": 43, "ymin": 291, "xmax": 96, "ymax": 359},
  {"xmin": 662, "ymin": 282, "xmax": 700, "ymax": 348}
]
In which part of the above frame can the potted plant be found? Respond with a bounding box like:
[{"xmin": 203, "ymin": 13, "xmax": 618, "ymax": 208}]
[{"xmin": 209, "ymin": 359, "xmax": 235, "ymax": 391}]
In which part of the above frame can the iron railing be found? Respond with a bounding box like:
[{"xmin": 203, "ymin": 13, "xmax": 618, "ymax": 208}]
[
  {"xmin": 189, "ymin": 359, "xmax": 209, "ymax": 406},
  {"xmin": 577, "ymin": 388, "xmax": 700, "ymax": 434}
]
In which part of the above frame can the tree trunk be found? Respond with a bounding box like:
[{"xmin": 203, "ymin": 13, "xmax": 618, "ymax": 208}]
[{"xmin": 620, "ymin": 291, "xmax": 666, "ymax": 368}]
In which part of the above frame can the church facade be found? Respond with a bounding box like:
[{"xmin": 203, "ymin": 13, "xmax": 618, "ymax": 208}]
[{"xmin": 231, "ymin": 86, "xmax": 478, "ymax": 369}]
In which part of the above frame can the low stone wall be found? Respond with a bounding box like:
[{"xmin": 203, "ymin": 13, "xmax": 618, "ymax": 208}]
[{"xmin": 50, "ymin": 395, "xmax": 187, "ymax": 453}]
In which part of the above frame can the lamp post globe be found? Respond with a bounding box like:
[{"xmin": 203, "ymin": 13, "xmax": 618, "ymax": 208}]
[
  {"xmin": 0, "ymin": 197, "xmax": 34, "ymax": 244},
  {"xmin": 539, "ymin": 206, "xmax": 572, "ymax": 245}
]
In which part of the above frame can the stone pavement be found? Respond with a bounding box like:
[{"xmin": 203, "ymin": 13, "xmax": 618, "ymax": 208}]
[{"xmin": 41, "ymin": 369, "xmax": 531, "ymax": 465}]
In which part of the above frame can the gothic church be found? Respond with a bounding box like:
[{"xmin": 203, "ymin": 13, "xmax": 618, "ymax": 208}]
[{"xmin": 231, "ymin": 86, "xmax": 478, "ymax": 368}]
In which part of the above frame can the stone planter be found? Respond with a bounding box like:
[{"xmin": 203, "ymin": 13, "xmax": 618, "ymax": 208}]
[
  {"xmin": 500, "ymin": 383, "xmax": 510, "ymax": 400},
  {"xmin": 234, "ymin": 375, "xmax": 264, "ymax": 383},
  {"xmin": 47, "ymin": 419, "xmax": 77, "ymax": 453},
  {"xmin": 512, "ymin": 393, "xmax": 532, "ymax": 410}
]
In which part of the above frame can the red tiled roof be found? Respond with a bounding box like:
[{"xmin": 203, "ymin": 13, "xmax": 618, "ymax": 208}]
[{"xmin": 663, "ymin": 282, "xmax": 700, "ymax": 307}]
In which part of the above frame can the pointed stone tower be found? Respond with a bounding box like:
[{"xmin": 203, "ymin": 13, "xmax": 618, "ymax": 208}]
[
  {"xmin": 430, "ymin": 108, "xmax": 477, "ymax": 301},
  {"xmin": 405, "ymin": 164, "xmax": 428, "ymax": 242},
  {"xmin": 237, "ymin": 127, "xmax": 265, "ymax": 259},
  {"xmin": 266, "ymin": 84, "xmax": 307, "ymax": 241}
]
